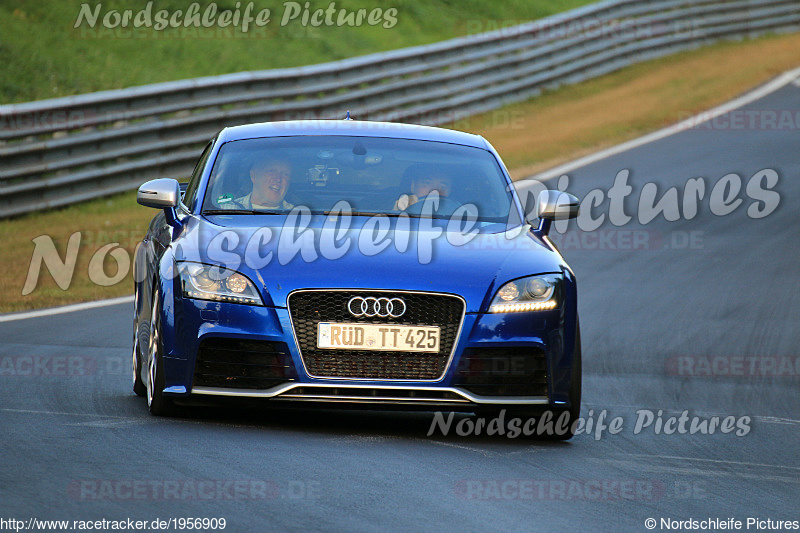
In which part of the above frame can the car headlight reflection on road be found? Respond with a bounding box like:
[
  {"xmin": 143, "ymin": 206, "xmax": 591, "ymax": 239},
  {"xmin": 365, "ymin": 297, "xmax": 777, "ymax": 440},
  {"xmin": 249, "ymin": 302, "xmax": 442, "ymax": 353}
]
[
  {"xmin": 489, "ymin": 274, "xmax": 560, "ymax": 313},
  {"xmin": 179, "ymin": 263, "xmax": 263, "ymax": 305}
]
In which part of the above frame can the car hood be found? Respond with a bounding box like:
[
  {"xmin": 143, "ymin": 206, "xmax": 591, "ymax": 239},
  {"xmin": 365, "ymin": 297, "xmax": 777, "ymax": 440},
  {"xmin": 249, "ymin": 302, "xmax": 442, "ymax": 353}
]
[{"xmin": 174, "ymin": 215, "xmax": 568, "ymax": 312}]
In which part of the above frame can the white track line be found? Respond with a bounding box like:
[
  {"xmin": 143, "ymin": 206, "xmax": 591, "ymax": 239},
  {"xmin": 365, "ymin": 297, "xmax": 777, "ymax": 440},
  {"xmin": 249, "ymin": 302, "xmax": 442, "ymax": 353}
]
[
  {"xmin": 529, "ymin": 65, "xmax": 800, "ymax": 182},
  {"xmin": 0, "ymin": 295, "xmax": 133, "ymax": 323},
  {"xmin": 584, "ymin": 402, "xmax": 800, "ymax": 426},
  {"xmin": 629, "ymin": 454, "xmax": 800, "ymax": 472},
  {"xmin": 0, "ymin": 407, "xmax": 128, "ymax": 418}
]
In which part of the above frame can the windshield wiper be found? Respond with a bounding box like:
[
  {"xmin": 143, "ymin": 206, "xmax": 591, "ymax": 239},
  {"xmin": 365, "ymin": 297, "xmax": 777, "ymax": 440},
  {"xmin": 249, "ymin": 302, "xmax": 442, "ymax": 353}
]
[
  {"xmin": 322, "ymin": 211, "xmax": 404, "ymax": 217},
  {"xmin": 203, "ymin": 209, "xmax": 286, "ymax": 215},
  {"xmin": 205, "ymin": 209, "xmax": 446, "ymax": 218}
]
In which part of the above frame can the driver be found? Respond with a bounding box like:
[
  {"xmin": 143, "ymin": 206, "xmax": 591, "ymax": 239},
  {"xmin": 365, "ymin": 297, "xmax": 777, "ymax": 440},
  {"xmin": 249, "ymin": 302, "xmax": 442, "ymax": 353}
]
[
  {"xmin": 393, "ymin": 165, "xmax": 453, "ymax": 211},
  {"xmin": 226, "ymin": 157, "xmax": 294, "ymax": 210}
]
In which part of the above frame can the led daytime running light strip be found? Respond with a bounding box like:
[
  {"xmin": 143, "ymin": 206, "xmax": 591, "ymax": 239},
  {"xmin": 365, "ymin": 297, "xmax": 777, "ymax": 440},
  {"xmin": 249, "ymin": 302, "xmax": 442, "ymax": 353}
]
[
  {"xmin": 184, "ymin": 290, "xmax": 258, "ymax": 304},
  {"xmin": 490, "ymin": 299, "xmax": 557, "ymax": 313}
]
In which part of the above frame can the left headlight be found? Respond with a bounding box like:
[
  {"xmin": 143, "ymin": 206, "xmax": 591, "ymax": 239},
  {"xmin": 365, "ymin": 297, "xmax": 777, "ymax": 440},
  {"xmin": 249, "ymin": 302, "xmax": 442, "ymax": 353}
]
[
  {"xmin": 178, "ymin": 263, "xmax": 264, "ymax": 306},
  {"xmin": 489, "ymin": 274, "xmax": 561, "ymax": 313}
]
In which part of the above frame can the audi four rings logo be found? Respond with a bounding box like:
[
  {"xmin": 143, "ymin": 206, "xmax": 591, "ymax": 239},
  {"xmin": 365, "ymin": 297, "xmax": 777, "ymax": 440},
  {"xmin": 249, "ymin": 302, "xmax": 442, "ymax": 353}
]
[{"xmin": 347, "ymin": 297, "xmax": 407, "ymax": 318}]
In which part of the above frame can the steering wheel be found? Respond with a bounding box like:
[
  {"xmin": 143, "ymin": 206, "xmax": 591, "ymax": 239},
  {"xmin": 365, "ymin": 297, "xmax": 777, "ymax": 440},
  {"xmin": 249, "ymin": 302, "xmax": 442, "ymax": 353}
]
[{"xmin": 402, "ymin": 195, "xmax": 463, "ymax": 216}]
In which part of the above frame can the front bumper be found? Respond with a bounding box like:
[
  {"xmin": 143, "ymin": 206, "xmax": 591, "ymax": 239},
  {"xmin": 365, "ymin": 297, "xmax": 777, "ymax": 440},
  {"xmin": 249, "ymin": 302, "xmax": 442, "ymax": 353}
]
[
  {"xmin": 191, "ymin": 382, "xmax": 549, "ymax": 407},
  {"xmin": 159, "ymin": 292, "xmax": 576, "ymax": 409}
]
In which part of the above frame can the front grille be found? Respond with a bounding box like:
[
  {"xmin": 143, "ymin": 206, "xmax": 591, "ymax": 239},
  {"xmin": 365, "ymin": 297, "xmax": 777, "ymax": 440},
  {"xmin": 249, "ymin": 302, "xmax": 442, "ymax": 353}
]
[
  {"xmin": 288, "ymin": 290, "xmax": 465, "ymax": 380},
  {"xmin": 193, "ymin": 338, "xmax": 297, "ymax": 389},
  {"xmin": 452, "ymin": 347, "xmax": 548, "ymax": 397}
]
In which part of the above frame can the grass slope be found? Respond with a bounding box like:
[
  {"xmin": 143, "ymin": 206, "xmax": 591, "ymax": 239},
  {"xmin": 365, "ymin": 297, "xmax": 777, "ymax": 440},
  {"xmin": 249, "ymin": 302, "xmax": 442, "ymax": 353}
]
[{"xmin": 1, "ymin": 0, "xmax": 591, "ymax": 103}]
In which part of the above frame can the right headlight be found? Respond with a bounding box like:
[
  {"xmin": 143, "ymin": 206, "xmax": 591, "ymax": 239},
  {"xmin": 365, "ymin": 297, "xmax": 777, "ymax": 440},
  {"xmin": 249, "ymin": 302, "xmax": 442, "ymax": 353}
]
[
  {"xmin": 489, "ymin": 274, "xmax": 561, "ymax": 313},
  {"xmin": 178, "ymin": 263, "xmax": 264, "ymax": 306}
]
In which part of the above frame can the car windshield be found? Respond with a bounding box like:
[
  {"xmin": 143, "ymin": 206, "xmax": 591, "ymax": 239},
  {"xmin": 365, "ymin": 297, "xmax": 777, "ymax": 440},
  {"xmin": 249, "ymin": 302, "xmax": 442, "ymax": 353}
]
[{"xmin": 201, "ymin": 135, "xmax": 517, "ymax": 223}]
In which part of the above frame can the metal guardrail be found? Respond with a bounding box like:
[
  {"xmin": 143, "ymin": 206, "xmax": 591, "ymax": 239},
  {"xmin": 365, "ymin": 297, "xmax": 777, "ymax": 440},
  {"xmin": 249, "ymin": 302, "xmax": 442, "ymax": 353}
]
[{"xmin": 1, "ymin": 0, "xmax": 799, "ymax": 218}]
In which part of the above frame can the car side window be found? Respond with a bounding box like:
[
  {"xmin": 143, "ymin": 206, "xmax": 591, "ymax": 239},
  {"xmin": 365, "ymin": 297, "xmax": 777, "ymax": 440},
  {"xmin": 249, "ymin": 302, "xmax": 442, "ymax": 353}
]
[{"xmin": 182, "ymin": 142, "xmax": 213, "ymax": 212}]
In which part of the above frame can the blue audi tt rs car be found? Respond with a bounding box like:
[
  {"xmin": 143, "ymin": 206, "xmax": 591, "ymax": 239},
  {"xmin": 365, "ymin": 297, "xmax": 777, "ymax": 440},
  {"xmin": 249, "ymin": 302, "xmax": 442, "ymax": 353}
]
[{"xmin": 132, "ymin": 119, "xmax": 582, "ymax": 438}]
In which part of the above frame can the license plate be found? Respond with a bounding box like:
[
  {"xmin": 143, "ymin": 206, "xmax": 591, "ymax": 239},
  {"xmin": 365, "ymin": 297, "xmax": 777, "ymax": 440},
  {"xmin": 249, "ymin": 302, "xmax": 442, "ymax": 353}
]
[{"xmin": 317, "ymin": 322, "xmax": 440, "ymax": 353}]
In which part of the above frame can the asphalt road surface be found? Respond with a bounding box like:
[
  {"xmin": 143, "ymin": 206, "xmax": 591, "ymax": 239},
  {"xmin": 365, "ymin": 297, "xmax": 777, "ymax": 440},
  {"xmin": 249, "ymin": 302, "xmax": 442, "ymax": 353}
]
[{"xmin": 1, "ymin": 82, "xmax": 798, "ymax": 532}]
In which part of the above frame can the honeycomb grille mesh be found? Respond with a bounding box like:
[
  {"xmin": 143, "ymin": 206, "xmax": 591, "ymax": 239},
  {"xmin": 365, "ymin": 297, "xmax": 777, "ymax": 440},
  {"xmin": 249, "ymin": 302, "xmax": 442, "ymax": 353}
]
[
  {"xmin": 453, "ymin": 347, "xmax": 548, "ymax": 397},
  {"xmin": 193, "ymin": 338, "xmax": 297, "ymax": 389},
  {"xmin": 288, "ymin": 290, "xmax": 464, "ymax": 380}
]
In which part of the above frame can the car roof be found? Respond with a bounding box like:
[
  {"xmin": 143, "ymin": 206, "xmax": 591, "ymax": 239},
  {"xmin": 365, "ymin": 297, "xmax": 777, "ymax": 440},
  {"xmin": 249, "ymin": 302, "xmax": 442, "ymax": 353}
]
[{"xmin": 216, "ymin": 119, "xmax": 490, "ymax": 149}]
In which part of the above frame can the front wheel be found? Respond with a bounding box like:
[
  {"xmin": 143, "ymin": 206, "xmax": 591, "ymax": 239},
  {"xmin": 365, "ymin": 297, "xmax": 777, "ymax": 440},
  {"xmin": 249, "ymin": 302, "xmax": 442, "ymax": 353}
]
[
  {"xmin": 543, "ymin": 323, "xmax": 582, "ymax": 440},
  {"xmin": 132, "ymin": 337, "xmax": 146, "ymax": 397},
  {"xmin": 146, "ymin": 289, "xmax": 175, "ymax": 416},
  {"xmin": 132, "ymin": 291, "xmax": 146, "ymax": 397}
]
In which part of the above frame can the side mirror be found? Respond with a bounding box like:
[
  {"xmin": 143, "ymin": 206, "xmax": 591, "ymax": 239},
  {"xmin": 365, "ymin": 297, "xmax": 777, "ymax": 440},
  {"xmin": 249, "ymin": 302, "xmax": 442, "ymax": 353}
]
[
  {"xmin": 538, "ymin": 190, "xmax": 580, "ymax": 220},
  {"xmin": 532, "ymin": 190, "xmax": 580, "ymax": 237},
  {"xmin": 137, "ymin": 178, "xmax": 181, "ymax": 228},
  {"xmin": 137, "ymin": 178, "xmax": 180, "ymax": 209}
]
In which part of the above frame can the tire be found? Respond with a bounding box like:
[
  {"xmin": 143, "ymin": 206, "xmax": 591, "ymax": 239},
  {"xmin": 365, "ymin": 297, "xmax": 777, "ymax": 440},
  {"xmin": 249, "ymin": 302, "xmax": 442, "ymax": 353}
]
[
  {"xmin": 541, "ymin": 322, "xmax": 582, "ymax": 441},
  {"xmin": 146, "ymin": 289, "xmax": 175, "ymax": 416},
  {"xmin": 132, "ymin": 291, "xmax": 146, "ymax": 397},
  {"xmin": 132, "ymin": 337, "xmax": 146, "ymax": 397}
]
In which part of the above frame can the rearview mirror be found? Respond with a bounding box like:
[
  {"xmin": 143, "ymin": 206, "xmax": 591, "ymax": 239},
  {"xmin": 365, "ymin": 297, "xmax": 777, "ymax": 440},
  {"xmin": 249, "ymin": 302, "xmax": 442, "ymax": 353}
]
[{"xmin": 137, "ymin": 178, "xmax": 180, "ymax": 209}]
